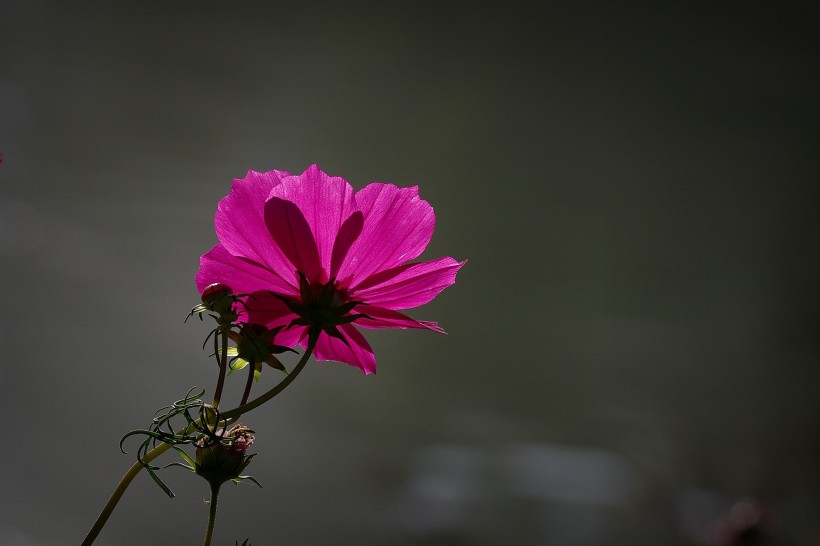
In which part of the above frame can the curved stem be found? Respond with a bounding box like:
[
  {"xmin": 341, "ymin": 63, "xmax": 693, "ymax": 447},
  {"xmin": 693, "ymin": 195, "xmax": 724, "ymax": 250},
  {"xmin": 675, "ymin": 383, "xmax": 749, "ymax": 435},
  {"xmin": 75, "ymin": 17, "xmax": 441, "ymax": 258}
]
[
  {"xmin": 222, "ymin": 332, "xmax": 317, "ymax": 421},
  {"xmin": 81, "ymin": 442, "xmax": 173, "ymax": 546},
  {"xmin": 202, "ymin": 484, "xmax": 220, "ymax": 546},
  {"xmin": 81, "ymin": 333, "xmax": 318, "ymax": 545}
]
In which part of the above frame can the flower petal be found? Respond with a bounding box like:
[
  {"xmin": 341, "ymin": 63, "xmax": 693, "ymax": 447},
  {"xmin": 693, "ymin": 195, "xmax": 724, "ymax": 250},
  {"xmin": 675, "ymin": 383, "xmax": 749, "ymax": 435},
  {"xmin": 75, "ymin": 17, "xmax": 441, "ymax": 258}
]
[
  {"xmin": 338, "ymin": 183, "xmax": 435, "ymax": 286},
  {"xmin": 214, "ymin": 169, "xmax": 294, "ymax": 281},
  {"xmin": 314, "ymin": 324, "xmax": 376, "ymax": 374},
  {"xmin": 352, "ymin": 257, "xmax": 465, "ymax": 310},
  {"xmin": 269, "ymin": 165, "xmax": 358, "ymax": 279},
  {"xmin": 355, "ymin": 305, "xmax": 446, "ymax": 333},
  {"xmin": 242, "ymin": 291, "xmax": 306, "ymax": 348},
  {"xmin": 196, "ymin": 244, "xmax": 295, "ymax": 295},
  {"xmin": 330, "ymin": 211, "xmax": 363, "ymax": 278},
  {"xmin": 264, "ymin": 197, "xmax": 322, "ymax": 284}
]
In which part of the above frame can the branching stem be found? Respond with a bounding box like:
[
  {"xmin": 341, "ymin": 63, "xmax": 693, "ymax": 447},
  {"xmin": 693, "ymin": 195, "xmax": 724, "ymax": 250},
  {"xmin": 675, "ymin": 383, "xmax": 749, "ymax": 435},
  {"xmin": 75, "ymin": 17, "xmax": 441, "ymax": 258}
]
[
  {"xmin": 81, "ymin": 333, "xmax": 318, "ymax": 545},
  {"xmin": 222, "ymin": 332, "xmax": 317, "ymax": 421}
]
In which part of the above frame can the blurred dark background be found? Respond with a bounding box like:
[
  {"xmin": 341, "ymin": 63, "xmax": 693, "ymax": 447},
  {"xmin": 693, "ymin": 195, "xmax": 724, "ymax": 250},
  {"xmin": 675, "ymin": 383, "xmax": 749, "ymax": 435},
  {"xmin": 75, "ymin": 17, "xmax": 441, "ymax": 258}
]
[{"xmin": 1, "ymin": 2, "xmax": 819, "ymax": 545}]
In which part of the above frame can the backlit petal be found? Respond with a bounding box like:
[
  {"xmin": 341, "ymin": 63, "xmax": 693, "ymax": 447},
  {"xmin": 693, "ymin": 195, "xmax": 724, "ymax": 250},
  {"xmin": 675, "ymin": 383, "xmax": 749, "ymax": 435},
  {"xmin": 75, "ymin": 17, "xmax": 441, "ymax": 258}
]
[
  {"xmin": 196, "ymin": 244, "xmax": 295, "ymax": 295},
  {"xmin": 264, "ymin": 197, "xmax": 322, "ymax": 284},
  {"xmin": 243, "ymin": 291, "xmax": 307, "ymax": 348},
  {"xmin": 330, "ymin": 211, "xmax": 364, "ymax": 278},
  {"xmin": 214, "ymin": 169, "xmax": 294, "ymax": 281},
  {"xmin": 269, "ymin": 165, "xmax": 358, "ymax": 278},
  {"xmin": 338, "ymin": 183, "xmax": 435, "ymax": 285},
  {"xmin": 355, "ymin": 306, "xmax": 446, "ymax": 333},
  {"xmin": 314, "ymin": 324, "xmax": 376, "ymax": 374},
  {"xmin": 353, "ymin": 257, "xmax": 465, "ymax": 310}
]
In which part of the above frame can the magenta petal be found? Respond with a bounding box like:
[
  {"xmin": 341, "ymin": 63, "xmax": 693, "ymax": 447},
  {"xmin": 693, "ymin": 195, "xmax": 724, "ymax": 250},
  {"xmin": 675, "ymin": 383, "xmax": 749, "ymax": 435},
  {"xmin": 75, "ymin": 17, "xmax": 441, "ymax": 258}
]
[
  {"xmin": 196, "ymin": 244, "xmax": 296, "ymax": 295},
  {"xmin": 314, "ymin": 324, "xmax": 376, "ymax": 374},
  {"xmin": 264, "ymin": 197, "xmax": 322, "ymax": 283},
  {"xmin": 338, "ymin": 183, "xmax": 435, "ymax": 286},
  {"xmin": 265, "ymin": 325, "xmax": 306, "ymax": 350},
  {"xmin": 355, "ymin": 306, "xmax": 446, "ymax": 333},
  {"xmin": 353, "ymin": 257, "xmax": 465, "ymax": 310},
  {"xmin": 330, "ymin": 211, "xmax": 364, "ymax": 278},
  {"xmin": 269, "ymin": 165, "xmax": 358, "ymax": 277},
  {"xmin": 241, "ymin": 291, "xmax": 306, "ymax": 347},
  {"xmin": 214, "ymin": 169, "xmax": 294, "ymax": 280},
  {"xmin": 243, "ymin": 290, "xmax": 296, "ymax": 325}
]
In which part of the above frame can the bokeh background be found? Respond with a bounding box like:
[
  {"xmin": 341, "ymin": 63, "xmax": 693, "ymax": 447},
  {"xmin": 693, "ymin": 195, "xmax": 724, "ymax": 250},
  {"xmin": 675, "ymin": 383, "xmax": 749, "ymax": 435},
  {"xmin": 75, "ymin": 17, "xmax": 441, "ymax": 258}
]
[{"xmin": 1, "ymin": 2, "xmax": 819, "ymax": 545}]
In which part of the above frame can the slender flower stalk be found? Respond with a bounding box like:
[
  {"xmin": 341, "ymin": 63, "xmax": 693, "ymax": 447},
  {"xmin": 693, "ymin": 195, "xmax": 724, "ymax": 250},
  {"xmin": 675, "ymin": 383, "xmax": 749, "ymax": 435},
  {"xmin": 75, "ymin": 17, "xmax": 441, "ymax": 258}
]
[
  {"xmin": 197, "ymin": 425, "xmax": 256, "ymax": 546},
  {"xmin": 212, "ymin": 328, "xmax": 229, "ymax": 409},
  {"xmin": 203, "ymin": 484, "xmax": 220, "ymax": 546},
  {"xmin": 81, "ymin": 440, "xmax": 175, "ymax": 546}
]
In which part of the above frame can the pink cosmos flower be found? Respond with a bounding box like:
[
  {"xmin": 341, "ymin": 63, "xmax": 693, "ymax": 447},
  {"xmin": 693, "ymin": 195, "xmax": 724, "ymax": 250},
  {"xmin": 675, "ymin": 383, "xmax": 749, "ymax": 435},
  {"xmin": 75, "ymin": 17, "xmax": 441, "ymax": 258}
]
[{"xmin": 196, "ymin": 165, "xmax": 464, "ymax": 374}]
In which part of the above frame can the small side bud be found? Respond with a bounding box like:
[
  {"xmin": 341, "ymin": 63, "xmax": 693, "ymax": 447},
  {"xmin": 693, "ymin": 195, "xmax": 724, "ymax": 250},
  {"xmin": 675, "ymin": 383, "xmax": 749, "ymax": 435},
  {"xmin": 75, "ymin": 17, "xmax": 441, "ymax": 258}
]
[
  {"xmin": 195, "ymin": 282, "xmax": 238, "ymax": 325},
  {"xmin": 232, "ymin": 324, "xmax": 296, "ymax": 370},
  {"xmin": 201, "ymin": 283, "xmax": 233, "ymax": 307}
]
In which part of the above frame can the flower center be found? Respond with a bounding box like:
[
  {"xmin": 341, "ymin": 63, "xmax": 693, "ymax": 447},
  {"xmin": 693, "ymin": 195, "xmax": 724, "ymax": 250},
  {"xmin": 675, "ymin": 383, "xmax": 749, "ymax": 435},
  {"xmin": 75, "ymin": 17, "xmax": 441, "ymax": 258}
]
[{"xmin": 274, "ymin": 271, "xmax": 369, "ymax": 341}]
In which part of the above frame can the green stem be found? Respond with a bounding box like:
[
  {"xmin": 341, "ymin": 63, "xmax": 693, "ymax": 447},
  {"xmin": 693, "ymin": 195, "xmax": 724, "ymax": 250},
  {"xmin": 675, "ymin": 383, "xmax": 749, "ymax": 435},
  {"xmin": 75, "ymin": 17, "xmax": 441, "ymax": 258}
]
[
  {"xmin": 81, "ymin": 333, "xmax": 317, "ymax": 545},
  {"xmin": 81, "ymin": 442, "xmax": 173, "ymax": 546},
  {"xmin": 211, "ymin": 328, "xmax": 229, "ymax": 409},
  {"xmin": 222, "ymin": 332, "xmax": 317, "ymax": 421},
  {"xmin": 203, "ymin": 484, "xmax": 220, "ymax": 546}
]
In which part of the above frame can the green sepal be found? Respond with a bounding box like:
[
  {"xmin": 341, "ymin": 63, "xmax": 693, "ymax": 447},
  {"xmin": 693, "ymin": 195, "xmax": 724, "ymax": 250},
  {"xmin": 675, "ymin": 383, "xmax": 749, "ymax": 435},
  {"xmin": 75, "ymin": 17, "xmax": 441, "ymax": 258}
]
[
  {"xmin": 231, "ymin": 475, "xmax": 263, "ymax": 488},
  {"xmin": 170, "ymin": 444, "xmax": 197, "ymax": 468},
  {"xmin": 265, "ymin": 356, "xmax": 288, "ymax": 374},
  {"xmin": 215, "ymin": 346, "xmax": 239, "ymax": 359},
  {"xmin": 145, "ymin": 464, "xmax": 176, "ymax": 498},
  {"xmin": 164, "ymin": 462, "xmax": 195, "ymax": 472},
  {"xmin": 227, "ymin": 357, "xmax": 250, "ymax": 375}
]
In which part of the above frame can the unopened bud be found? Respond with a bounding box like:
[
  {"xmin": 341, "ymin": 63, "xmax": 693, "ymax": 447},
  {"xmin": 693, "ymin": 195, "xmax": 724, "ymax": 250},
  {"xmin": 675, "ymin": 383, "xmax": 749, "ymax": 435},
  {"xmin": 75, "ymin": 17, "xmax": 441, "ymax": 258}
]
[
  {"xmin": 195, "ymin": 424, "xmax": 256, "ymax": 487},
  {"xmin": 201, "ymin": 283, "xmax": 233, "ymax": 306}
]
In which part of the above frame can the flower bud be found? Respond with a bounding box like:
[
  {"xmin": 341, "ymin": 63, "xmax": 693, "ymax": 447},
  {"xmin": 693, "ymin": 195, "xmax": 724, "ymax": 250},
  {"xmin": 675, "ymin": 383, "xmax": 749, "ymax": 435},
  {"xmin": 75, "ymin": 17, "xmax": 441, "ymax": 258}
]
[
  {"xmin": 195, "ymin": 424, "xmax": 256, "ymax": 488},
  {"xmin": 198, "ymin": 282, "xmax": 238, "ymax": 324},
  {"xmin": 201, "ymin": 282, "xmax": 233, "ymax": 306}
]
